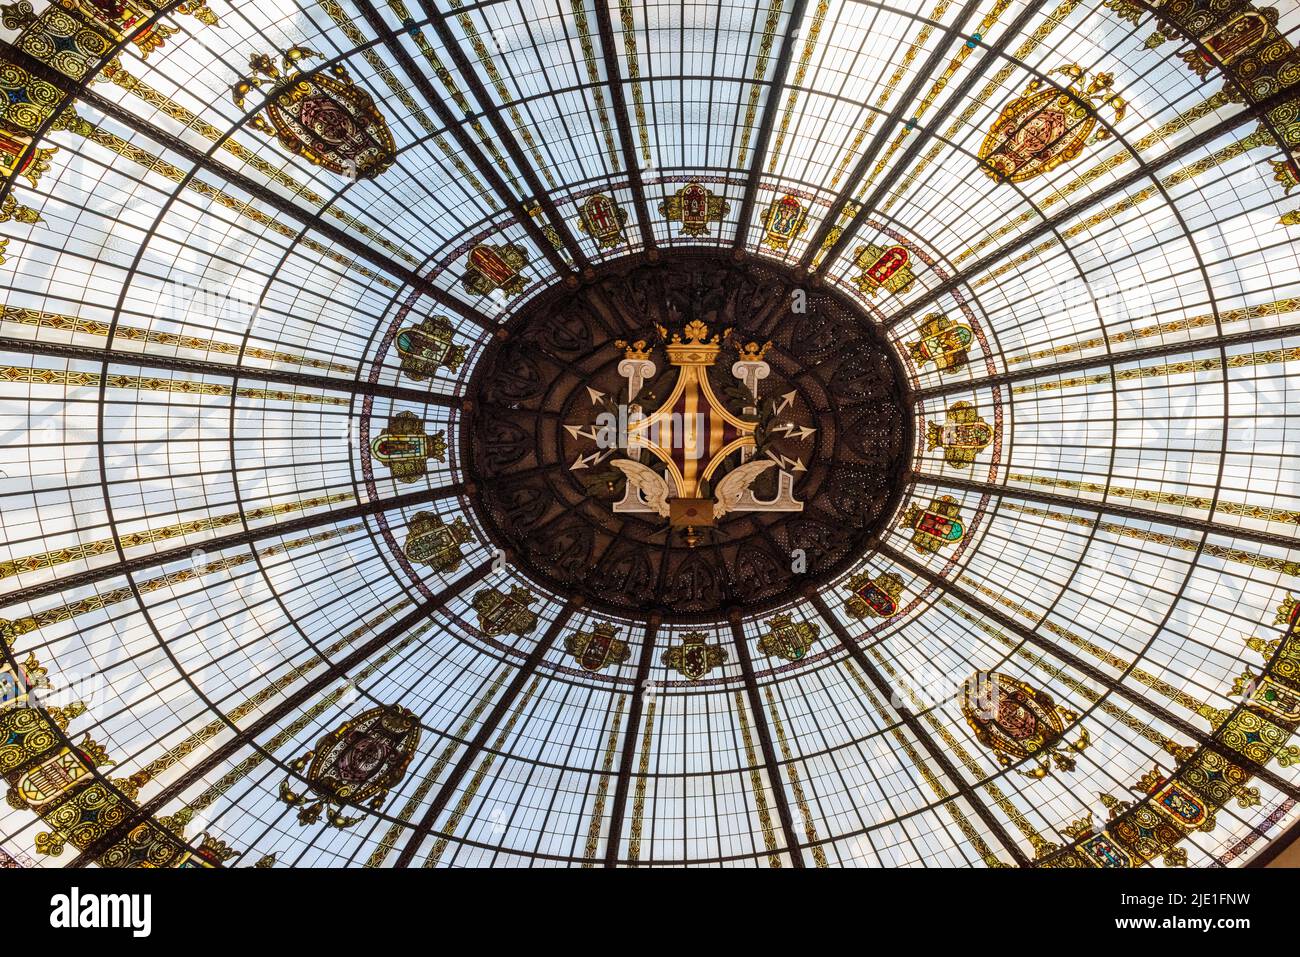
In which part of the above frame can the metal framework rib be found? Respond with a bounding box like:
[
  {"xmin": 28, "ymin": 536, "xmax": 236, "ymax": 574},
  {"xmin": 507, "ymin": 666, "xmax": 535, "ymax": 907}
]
[
  {"xmin": 603, "ymin": 614, "xmax": 659, "ymax": 866},
  {"xmin": 732, "ymin": 0, "xmax": 811, "ymax": 251},
  {"xmin": 349, "ymin": 0, "xmax": 577, "ymax": 277},
  {"xmin": 917, "ymin": 321, "xmax": 1300, "ymax": 400},
  {"xmin": 729, "ymin": 611, "xmax": 805, "ymax": 867},
  {"xmin": 393, "ymin": 596, "xmax": 582, "ymax": 867},
  {"xmin": 881, "ymin": 79, "xmax": 1300, "ymax": 331},
  {"xmin": 806, "ymin": 590, "xmax": 1030, "ymax": 867},
  {"xmin": 591, "ymin": 0, "xmax": 656, "ymax": 250},
  {"xmin": 798, "ymin": 0, "xmax": 986, "ymax": 271},
  {"xmin": 876, "ymin": 541, "xmax": 1300, "ymax": 802},
  {"xmin": 0, "ymin": 334, "xmax": 458, "ymax": 406},
  {"xmin": 812, "ymin": 0, "xmax": 1049, "ymax": 276},
  {"xmin": 413, "ymin": 0, "xmax": 589, "ymax": 273},
  {"xmin": 0, "ymin": 40, "xmax": 497, "ymax": 331},
  {"xmin": 0, "ymin": 483, "xmax": 465, "ymax": 610},
  {"xmin": 65, "ymin": 560, "xmax": 493, "ymax": 867},
  {"xmin": 909, "ymin": 470, "xmax": 1299, "ymax": 552}
]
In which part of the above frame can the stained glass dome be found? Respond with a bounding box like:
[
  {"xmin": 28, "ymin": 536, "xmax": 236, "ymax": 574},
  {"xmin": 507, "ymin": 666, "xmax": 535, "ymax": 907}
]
[{"xmin": 1, "ymin": 0, "xmax": 1299, "ymax": 869}]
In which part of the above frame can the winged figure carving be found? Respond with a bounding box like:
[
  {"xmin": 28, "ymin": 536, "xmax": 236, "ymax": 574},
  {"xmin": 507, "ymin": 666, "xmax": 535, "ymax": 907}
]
[
  {"xmin": 712, "ymin": 459, "xmax": 775, "ymax": 518},
  {"xmin": 610, "ymin": 459, "xmax": 672, "ymax": 517}
]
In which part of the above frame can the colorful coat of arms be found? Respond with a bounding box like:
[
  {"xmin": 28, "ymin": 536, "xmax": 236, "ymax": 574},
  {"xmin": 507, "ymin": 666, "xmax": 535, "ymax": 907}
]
[
  {"xmin": 903, "ymin": 495, "xmax": 965, "ymax": 554},
  {"xmin": 662, "ymin": 631, "xmax": 729, "ymax": 680},
  {"xmin": 844, "ymin": 571, "xmax": 904, "ymax": 619},
  {"xmin": 461, "ymin": 243, "xmax": 530, "ymax": 298},
  {"xmin": 371, "ymin": 411, "xmax": 446, "ymax": 483},
  {"xmin": 231, "ymin": 46, "xmax": 396, "ymax": 179},
  {"xmin": 402, "ymin": 513, "xmax": 472, "ymax": 572},
  {"xmin": 756, "ymin": 613, "xmax": 820, "ymax": 662},
  {"xmin": 577, "ymin": 193, "xmax": 628, "ymax": 248},
  {"xmin": 907, "ymin": 313, "xmax": 973, "ymax": 374},
  {"xmin": 926, "ymin": 402, "xmax": 992, "ymax": 468},
  {"xmin": 960, "ymin": 671, "xmax": 1089, "ymax": 778},
  {"xmin": 850, "ymin": 243, "xmax": 916, "ymax": 297},
  {"xmin": 978, "ymin": 65, "xmax": 1126, "ymax": 184},
  {"xmin": 396, "ymin": 315, "xmax": 466, "ymax": 380},
  {"xmin": 472, "ymin": 585, "xmax": 539, "ymax": 638},
  {"xmin": 564, "ymin": 622, "xmax": 631, "ymax": 672},
  {"xmin": 760, "ymin": 195, "xmax": 807, "ymax": 251},
  {"xmin": 279, "ymin": 705, "xmax": 421, "ymax": 827},
  {"xmin": 1177, "ymin": 9, "xmax": 1278, "ymax": 79},
  {"xmin": 660, "ymin": 182, "xmax": 729, "ymax": 236}
]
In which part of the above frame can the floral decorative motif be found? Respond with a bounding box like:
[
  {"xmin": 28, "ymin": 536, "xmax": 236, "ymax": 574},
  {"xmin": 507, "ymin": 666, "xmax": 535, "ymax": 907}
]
[
  {"xmin": 978, "ymin": 65, "xmax": 1126, "ymax": 184},
  {"xmin": 279, "ymin": 705, "xmax": 421, "ymax": 828},
  {"xmin": 231, "ymin": 46, "xmax": 395, "ymax": 179}
]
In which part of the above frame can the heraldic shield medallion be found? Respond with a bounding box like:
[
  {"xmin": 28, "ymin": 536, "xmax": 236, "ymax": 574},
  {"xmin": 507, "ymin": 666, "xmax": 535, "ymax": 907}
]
[
  {"xmin": 757, "ymin": 613, "xmax": 820, "ymax": 662},
  {"xmin": 903, "ymin": 495, "xmax": 965, "ymax": 554},
  {"xmin": 660, "ymin": 182, "xmax": 730, "ymax": 236},
  {"xmin": 577, "ymin": 193, "xmax": 628, "ymax": 248},
  {"xmin": 231, "ymin": 46, "xmax": 396, "ymax": 179},
  {"xmin": 372, "ymin": 411, "xmax": 447, "ymax": 482},
  {"xmin": 926, "ymin": 402, "xmax": 992, "ymax": 468},
  {"xmin": 851, "ymin": 243, "xmax": 916, "ymax": 297},
  {"xmin": 565, "ymin": 622, "xmax": 631, "ymax": 672},
  {"xmin": 978, "ymin": 64, "xmax": 1126, "ymax": 184},
  {"xmin": 462, "ymin": 243, "xmax": 531, "ymax": 298},
  {"xmin": 908, "ymin": 313, "xmax": 973, "ymax": 374},
  {"xmin": 761, "ymin": 195, "xmax": 808, "ymax": 251},
  {"xmin": 396, "ymin": 315, "xmax": 467, "ymax": 380},
  {"xmin": 403, "ymin": 513, "xmax": 472, "ymax": 572},
  {"xmin": 663, "ymin": 631, "xmax": 729, "ymax": 680},
  {"xmin": 960, "ymin": 671, "xmax": 1090, "ymax": 778},
  {"xmin": 844, "ymin": 571, "xmax": 904, "ymax": 619},
  {"xmin": 472, "ymin": 585, "xmax": 540, "ymax": 638},
  {"xmin": 278, "ymin": 705, "xmax": 421, "ymax": 827}
]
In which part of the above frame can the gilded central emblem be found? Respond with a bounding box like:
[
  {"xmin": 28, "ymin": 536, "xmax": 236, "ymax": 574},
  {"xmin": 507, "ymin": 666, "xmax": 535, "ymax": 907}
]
[{"xmin": 565, "ymin": 321, "xmax": 813, "ymax": 547}]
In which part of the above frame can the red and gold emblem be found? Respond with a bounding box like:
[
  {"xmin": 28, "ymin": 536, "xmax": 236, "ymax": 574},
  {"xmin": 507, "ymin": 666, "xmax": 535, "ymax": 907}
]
[
  {"xmin": 231, "ymin": 46, "xmax": 396, "ymax": 179},
  {"xmin": 907, "ymin": 313, "xmax": 973, "ymax": 374},
  {"xmin": 472, "ymin": 585, "xmax": 540, "ymax": 638},
  {"xmin": 462, "ymin": 242, "xmax": 530, "ymax": 298},
  {"xmin": 850, "ymin": 243, "xmax": 916, "ymax": 297},
  {"xmin": 903, "ymin": 495, "xmax": 965, "ymax": 554},
  {"xmin": 760, "ymin": 195, "xmax": 808, "ymax": 251},
  {"xmin": 1180, "ymin": 10, "xmax": 1278, "ymax": 78},
  {"xmin": 577, "ymin": 193, "xmax": 628, "ymax": 248},
  {"xmin": 926, "ymin": 401, "xmax": 991, "ymax": 468},
  {"xmin": 844, "ymin": 571, "xmax": 904, "ymax": 619},
  {"xmin": 960, "ymin": 671, "xmax": 1089, "ymax": 777},
  {"xmin": 660, "ymin": 182, "xmax": 729, "ymax": 236},
  {"xmin": 978, "ymin": 65, "xmax": 1126, "ymax": 184},
  {"xmin": 662, "ymin": 631, "xmax": 728, "ymax": 680},
  {"xmin": 564, "ymin": 622, "xmax": 631, "ymax": 672},
  {"xmin": 371, "ymin": 411, "xmax": 446, "ymax": 482},
  {"xmin": 279, "ymin": 705, "xmax": 421, "ymax": 828}
]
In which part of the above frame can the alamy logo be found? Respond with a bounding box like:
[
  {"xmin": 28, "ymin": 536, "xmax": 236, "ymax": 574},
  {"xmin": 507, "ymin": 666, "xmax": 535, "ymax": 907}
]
[{"xmin": 49, "ymin": 887, "xmax": 151, "ymax": 938}]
